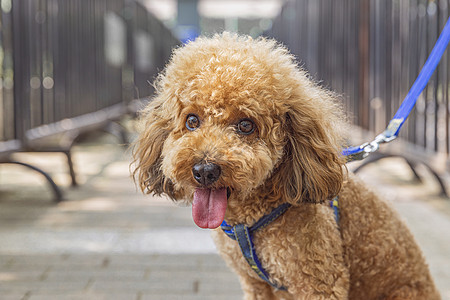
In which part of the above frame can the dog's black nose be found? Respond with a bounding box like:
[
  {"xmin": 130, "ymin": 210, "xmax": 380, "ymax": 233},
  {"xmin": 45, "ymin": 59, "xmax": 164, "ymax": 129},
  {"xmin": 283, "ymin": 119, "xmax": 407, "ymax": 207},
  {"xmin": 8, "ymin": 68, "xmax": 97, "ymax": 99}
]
[{"xmin": 192, "ymin": 163, "xmax": 221, "ymax": 186}]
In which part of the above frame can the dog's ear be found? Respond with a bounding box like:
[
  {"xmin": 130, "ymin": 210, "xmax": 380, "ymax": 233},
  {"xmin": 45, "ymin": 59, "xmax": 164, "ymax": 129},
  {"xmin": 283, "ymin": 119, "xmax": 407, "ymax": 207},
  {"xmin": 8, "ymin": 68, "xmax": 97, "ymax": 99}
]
[
  {"xmin": 132, "ymin": 95, "xmax": 179, "ymax": 200},
  {"xmin": 277, "ymin": 88, "xmax": 345, "ymax": 204}
]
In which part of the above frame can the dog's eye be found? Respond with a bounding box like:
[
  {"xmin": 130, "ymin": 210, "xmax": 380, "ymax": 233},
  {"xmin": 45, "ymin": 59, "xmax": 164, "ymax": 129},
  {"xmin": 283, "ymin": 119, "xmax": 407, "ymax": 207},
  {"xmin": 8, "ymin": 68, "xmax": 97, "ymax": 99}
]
[
  {"xmin": 237, "ymin": 118, "xmax": 255, "ymax": 135},
  {"xmin": 186, "ymin": 114, "xmax": 200, "ymax": 131}
]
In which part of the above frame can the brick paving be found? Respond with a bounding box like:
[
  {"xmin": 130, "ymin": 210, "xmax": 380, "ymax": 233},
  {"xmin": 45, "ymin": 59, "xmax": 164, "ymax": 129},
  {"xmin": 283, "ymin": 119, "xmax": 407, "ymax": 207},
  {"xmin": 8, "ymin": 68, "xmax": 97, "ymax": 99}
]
[
  {"xmin": 0, "ymin": 252, "xmax": 243, "ymax": 299},
  {"xmin": 0, "ymin": 133, "xmax": 449, "ymax": 299},
  {"xmin": 0, "ymin": 253, "xmax": 241, "ymax": 300}
]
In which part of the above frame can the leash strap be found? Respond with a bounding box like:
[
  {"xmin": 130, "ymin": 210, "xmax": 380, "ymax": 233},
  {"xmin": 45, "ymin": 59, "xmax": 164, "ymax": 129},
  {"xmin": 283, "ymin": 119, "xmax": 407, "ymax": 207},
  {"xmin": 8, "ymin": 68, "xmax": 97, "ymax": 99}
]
[{"xmin": 344, "ymin": 16, "xmax": 450, "ymax": 162}]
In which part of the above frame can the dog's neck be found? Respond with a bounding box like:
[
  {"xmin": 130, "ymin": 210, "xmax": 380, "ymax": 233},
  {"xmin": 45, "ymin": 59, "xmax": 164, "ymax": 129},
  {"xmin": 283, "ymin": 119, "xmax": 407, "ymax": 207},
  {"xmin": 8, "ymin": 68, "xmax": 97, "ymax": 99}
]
[{"xmin": 224, "ymin": 187, "xmax": 286, "ymax": 226}]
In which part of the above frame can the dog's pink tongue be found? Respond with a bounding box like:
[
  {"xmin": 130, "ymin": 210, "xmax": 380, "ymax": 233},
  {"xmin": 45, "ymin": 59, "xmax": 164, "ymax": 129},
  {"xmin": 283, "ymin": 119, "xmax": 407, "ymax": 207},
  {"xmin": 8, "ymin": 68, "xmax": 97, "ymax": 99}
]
[{"xmin": 192, "ymin": 188, "xmax": 227, "ymax": 229}]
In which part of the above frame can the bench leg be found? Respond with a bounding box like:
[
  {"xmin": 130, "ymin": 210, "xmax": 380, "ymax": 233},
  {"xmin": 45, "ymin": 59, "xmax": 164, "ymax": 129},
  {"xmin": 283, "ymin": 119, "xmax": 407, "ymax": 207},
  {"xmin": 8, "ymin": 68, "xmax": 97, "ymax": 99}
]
[{"xmin": 2, "ymin": 160, "xmax": 64, "ymax": 202}]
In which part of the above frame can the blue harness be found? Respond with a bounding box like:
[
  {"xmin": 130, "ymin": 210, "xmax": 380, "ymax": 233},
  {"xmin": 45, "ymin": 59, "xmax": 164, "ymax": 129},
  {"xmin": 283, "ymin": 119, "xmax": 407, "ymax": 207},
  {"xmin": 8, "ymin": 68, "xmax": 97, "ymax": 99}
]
[{"xmin": 220, "ymin": 198, "xmax": 339, "ymax": 290}]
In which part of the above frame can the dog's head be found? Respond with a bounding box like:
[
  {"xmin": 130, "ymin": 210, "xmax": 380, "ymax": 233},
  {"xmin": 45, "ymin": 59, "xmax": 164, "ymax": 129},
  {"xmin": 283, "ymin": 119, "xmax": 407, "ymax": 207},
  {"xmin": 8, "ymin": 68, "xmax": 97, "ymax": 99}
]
[{"xmin": 133, "ymin": 33, "xmax": 346, "ymax": 228}]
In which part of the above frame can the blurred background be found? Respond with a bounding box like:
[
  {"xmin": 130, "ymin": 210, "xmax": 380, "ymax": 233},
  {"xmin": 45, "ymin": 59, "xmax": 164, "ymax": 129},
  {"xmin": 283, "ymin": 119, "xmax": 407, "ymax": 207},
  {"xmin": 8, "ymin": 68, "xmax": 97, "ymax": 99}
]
[
  {"xmin": 2, "ymin": 0, "xmax": 450, "ymax": 168},
  {"xmin": 1, "ymin": 0, "xmax": 450, "ymax": 299}
]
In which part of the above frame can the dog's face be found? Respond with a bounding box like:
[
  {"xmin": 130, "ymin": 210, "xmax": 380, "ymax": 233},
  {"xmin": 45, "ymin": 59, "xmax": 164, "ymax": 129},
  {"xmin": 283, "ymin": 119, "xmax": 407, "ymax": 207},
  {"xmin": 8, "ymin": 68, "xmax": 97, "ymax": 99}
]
[
  {"xmin": 160, "ymin": 69, "xmax": 288, "ymax": 228},
  {"xmin": 133, "ymin": 34, "xmax": 345, "ymax": 228}
]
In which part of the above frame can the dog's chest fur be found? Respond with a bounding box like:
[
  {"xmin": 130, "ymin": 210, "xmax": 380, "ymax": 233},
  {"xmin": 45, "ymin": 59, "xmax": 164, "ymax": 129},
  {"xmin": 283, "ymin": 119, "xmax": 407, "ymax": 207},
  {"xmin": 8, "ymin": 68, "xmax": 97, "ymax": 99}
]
[
  {"xmin": 212, "ymin": 196, "xmax": 348, "ymax": 296},
  {"xmin": 212, "ymin": 174, "xmax": 438, "ymax": 299}
]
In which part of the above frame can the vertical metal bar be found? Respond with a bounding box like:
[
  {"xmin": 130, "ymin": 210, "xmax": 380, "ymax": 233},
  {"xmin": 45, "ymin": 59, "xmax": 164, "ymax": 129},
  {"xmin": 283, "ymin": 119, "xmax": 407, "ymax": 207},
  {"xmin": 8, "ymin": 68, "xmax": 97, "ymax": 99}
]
[
  {"xmin": 0, "ymin": 7, "xmax": 3, "ymax": 141},
  {"xmin": 385, "ymin": 0, "xmax": 393, "ymax": 128},
  {"xmin": 12, "ymin": 0, "xmax": 31, "ymax": 142},
  {"xmin": 423, "ymin": 0, "xmax": 431, "ymax": 149},
  {"xmin": 306, "ymin": 0, "xmax": 319, "ymax": 75},
  {"xmin": 0, "ymin": 2, "xmax": 15, "ymax": 141},
  {"xmin": 421, "ymin": 0, "xmax": 439, "ymax": 151},
  {"xmin": 29, "ymin": 0, "xmax": 43, "ymax": 128},
  {"xmin": 55, "ymin": 0, "xmax": 67, "ymax": 121},
  {"xmin": 446, "ymin": 0, "xmax": 450, "ymax": 154},
  {"xmin": 352, "ymin": 0, "xmax": 359, "ymax": 122},
  {"xmin": 439, "ymin": 0, "xmax": 448, "ymax": 154},
  {"xmin": 400, "ymin": 0, "xmax": 412, "ymax": 141},
  {"xmin": 408, "ymin": 0, "xmax": 418, "ymax": 145},
  {"xmin": 432, "ymin": 1, "xmax": 439, "ymax": 152},
  {"xmin": 359, "ymin": 0, "xmax": 370, "ymax": 130},
  {"xmin": 415, "ymin": 0, "xmax": 426, "ymax": 148},
  {"xmin": 368, "ymin": 0, "xmax": 376, "ymax": 131},
  {"xmin": 42, "ymin": 0, "xmax": 54, "ymax": 125},
  {"xmin": 391, "ymin": 0, "xmax": 400, "ymax": 122}
]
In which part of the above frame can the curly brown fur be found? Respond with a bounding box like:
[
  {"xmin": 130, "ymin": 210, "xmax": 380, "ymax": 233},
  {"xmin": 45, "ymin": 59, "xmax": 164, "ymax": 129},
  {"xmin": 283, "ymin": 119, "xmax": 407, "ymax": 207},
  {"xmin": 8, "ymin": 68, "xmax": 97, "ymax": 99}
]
[{"xmin": 132, "ymin": 33, "xmax": 440, "ymax": 299}]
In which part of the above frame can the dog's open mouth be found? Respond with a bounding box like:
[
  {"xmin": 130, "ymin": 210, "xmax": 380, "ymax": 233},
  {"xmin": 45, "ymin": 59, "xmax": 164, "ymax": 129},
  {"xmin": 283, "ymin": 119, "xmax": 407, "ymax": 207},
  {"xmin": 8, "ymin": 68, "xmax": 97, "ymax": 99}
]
[{"xmin": 192, "ymin": 187, "xmax": 230, "ymax": 229}]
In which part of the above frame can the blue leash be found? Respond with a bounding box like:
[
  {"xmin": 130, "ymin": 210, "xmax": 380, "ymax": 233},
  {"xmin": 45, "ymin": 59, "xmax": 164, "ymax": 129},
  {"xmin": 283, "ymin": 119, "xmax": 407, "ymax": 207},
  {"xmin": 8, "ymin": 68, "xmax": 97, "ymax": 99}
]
[{"xmin": 344, "ymin": 17, "xmax": 450, "ymax": 162}]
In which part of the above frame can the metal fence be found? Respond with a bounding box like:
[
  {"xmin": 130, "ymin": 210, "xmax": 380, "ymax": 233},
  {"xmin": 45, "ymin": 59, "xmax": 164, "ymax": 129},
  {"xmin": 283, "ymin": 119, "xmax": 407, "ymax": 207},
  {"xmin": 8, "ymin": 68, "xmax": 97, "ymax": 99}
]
[
  {"xmin": 0, "ymin": 0, "xmax": 178, "ymax": 148},
  {"xmin": 266, "ymin": 0, "xmax": 450, "ymax": 157},
  {"xmin": 0, "ymin": 0, "xmax": 179, "ymax": 200}
]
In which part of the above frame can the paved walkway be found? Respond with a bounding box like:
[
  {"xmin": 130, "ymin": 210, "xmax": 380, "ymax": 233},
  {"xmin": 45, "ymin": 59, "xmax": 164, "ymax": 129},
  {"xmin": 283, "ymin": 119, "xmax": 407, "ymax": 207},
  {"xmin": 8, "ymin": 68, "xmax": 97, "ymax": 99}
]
[{"xmin": 0, "ymin": 132, "xmax": 449, "ymax": 299}]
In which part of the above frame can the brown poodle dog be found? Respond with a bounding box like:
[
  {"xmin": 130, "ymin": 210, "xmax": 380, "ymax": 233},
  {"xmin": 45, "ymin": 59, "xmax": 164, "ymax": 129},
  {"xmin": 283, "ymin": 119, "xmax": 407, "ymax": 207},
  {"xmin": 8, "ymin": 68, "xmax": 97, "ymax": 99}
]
[{"xmin": 133, "ymin": 33, "xmax": 440, "ymax": 299}]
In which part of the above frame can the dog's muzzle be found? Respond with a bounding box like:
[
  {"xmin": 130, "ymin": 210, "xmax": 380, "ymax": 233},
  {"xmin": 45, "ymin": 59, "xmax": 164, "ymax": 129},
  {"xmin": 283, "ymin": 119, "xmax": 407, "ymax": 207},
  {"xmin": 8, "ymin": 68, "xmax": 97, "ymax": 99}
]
[{"xmin": 192, "ymin": 163, "xmax": 221, "ymax": 186}]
